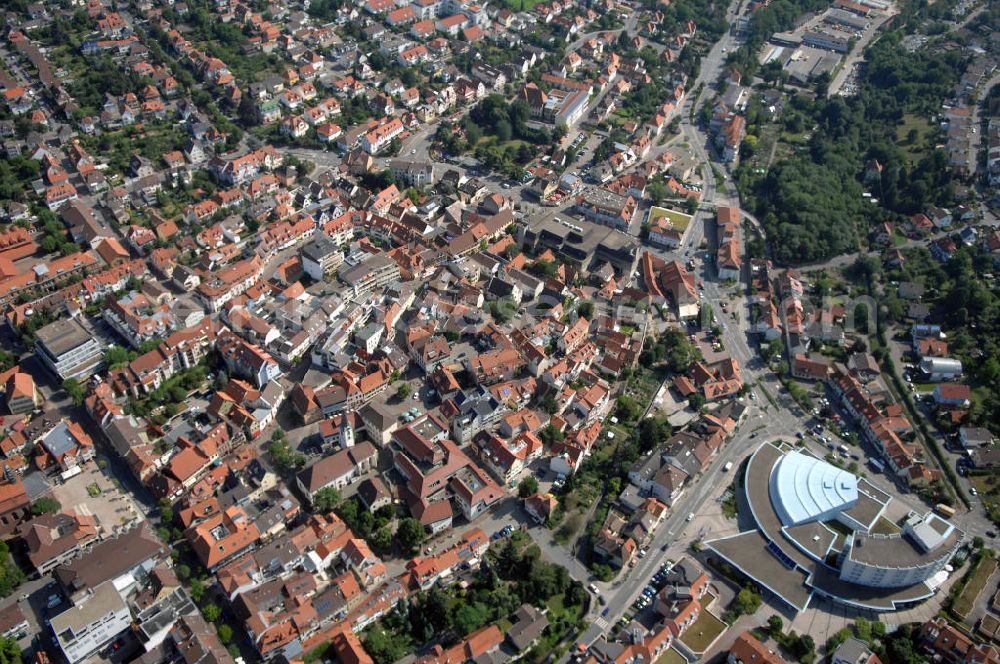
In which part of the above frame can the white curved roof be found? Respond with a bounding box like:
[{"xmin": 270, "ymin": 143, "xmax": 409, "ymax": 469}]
[{"xmin": 771, "ymin": 451, "xmax": 858, "ymax": 526}]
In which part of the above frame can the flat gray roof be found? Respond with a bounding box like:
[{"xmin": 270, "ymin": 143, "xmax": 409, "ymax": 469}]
[
  {"xmin": 848, "ymin": 528, "xmax": 961, "ymax": 568},
  {"xmin": 842, "ymin": 490, "xmax": 885, "ymax": 529},
  {"xmin": 784, "ymin": 521, "xmax": 836, "ymax": 561},
  {"xmin": 709, "ymin": 531, "xmax": 813, "ymax": 611},
  {"xmin": 36, "ymin": 317, "xmax": 95, "ymax": 356},
  {"xmin": 51, "ymin": 581, "xmax": 125, "ymax": 640}
]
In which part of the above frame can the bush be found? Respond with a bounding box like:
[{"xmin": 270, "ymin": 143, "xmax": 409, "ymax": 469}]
[{"xmin": 32, "ymin": 497, "xmax": 61, "ymax": 515}]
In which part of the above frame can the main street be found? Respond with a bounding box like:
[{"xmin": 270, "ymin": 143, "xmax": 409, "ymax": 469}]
[{"xmin": 543, "ymin": 0, "xmax": 810, "ymax": 641}]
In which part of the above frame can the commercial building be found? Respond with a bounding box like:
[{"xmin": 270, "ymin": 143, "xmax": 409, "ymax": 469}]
[
  {"xmin": 35, "ymin": 317, "xmax": 105, "ymax": 381},
  {"xmin": 575, "ymin": 188, "xmax": 637, "ymax": 232},
  {"xmin": 55, "ymin": 524, "xmax": 165, "ymax": 600},
  {"xmin": 50, "ymin": 581, "xmax": 132, "ymax": 663},
  {"xmin": 708, "ymin": 442, "xmax": 963, "ymax": 613},
  {"xmin": 541, "ymin": 88, "xmax": 589, "ymax": 127},
  {"xmin": 301, "ymin": 233, "xmax": 344, "ymax": 281},
  {"xmin": 802, "ymin": 30, "xmax": 850, "ymax": 53},
  {"xmin": 919, "ymin": 357, "xmax": 963, "ymax": 382},
  {"xmin": 296, "ymin": 442, "xmax": 377, "ymax": 502},
  {"xmin": 339, "ymin": 252, "xmax": 401, "ymax": 297},
  {"xmin": 390, "ymin": 160, "xmax": 436, "ymax": 187}
]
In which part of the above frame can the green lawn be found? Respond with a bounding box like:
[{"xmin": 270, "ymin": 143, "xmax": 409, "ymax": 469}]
[
  {"xmin": 895, "ymin": 113, "xmax": 935, "ymax": 164},
  {"xmin": 648, "ymin": 206, "xmax": 692, "ymax": 231},
  {"xmin": 502, "ymin": 0, "xmax": 543, "ymax": 9},
  {"xmin": 547, "ymin": 592, "xmax": 584, "ymax": 623},
  {"xmin": 656, "ymin": 647, "xmax": 688, "ymax": 664},
  {"xmin": 953, "ymin": 554, "xmax": 997, "ymax": 620},
  {"xmin": 624, "ymin": 366, "xmax": 662, "ymax": 407},
  {"xmin": 679, "ymin": 609, "xmax": 727, "ymax": 653}
]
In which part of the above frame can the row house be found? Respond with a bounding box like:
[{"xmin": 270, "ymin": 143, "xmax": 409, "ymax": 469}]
[
  {"xmin": 109, "ymin": 319, "xmax": 219, "ymax": 398},
  {"xmin": 196, "ymin": 255, "xmax": 266, "ymax": 313}
]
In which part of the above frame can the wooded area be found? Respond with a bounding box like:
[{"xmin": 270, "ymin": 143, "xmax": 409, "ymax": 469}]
[{"xmin": 736, "ymin": 33, "xmax": 967, "ymax": 263}]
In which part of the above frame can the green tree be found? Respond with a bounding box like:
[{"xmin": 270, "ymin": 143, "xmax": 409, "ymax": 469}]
[
  {"xmin": 495, "ymin": 119, "xmax": 513, "ymax": 142},
  {"xmin": 0, "ymin": 541, "xmax": 25, "ymax": 598},
  {"xmin": 453, "ymin": 602, "xmax": 488, "ymax": 636},
  {"xmin": 615, "ymin": 394, "xmax": 641, "ymax": 422},
  {"xmin": 395, "ymin": 517, "xmax": 426, "ymax": 554},
  {"xmin": 855, "ymin": 616, "xmax": 872, "ymax": 642},
  {"xmin": 764, "ymin": 337, "xmax": 786, "ymax": 362},
  {"xmin": 853, "ymin": 302, "xmax": 869, "ymax": 334},
  {"xmin": 372, "ymin": 526, "xmax": 393, "ymax": 551},
  {"xmin": 202, "ymin": 604, "xmax": 221, "ymax": 623},
  {"xmin": 313, "ymin": 487, "xmax": 342, "ymax": 513},
  {"xmin": 768, "ymin": 614, "xmax": 783, "ymax": 635},
  {"xmin": 539, "ymin": 423, "xmax": 564, "ymax": 445},
  {"xmin": 189, "ymin": 579, "xmax": 206, "ymax": 603},
  {"xmin": 105, "ymin": 345, "xmax": 135, "ymax": 369},
  {"xmin": 637, "ymin": 417, "xmax": 672, "ymax": 453},
  {"xmin": 796, "ymin": 634, "xmax": 816, "ymax": 660},
  {"xmin": 518, "ymin": 476, "xmax": 539, "ymax": 498},
  {"xmin": 363, "ymin": 626, "xmax": 410, "ymax": 664},
  {"xmin": 735, "ymin": 586, "xmax": 762, "ymax": 616},
  {"xmin": 217, "ymin": 624, "xmax": 233, "ymax": 644},
  {"xmin": 0, "ymin": 635, "xmax": 20, "ymax": 664},
  {"xmin": 397, "ymin": 383, "xmax": 411, "ymax": 399},
  {"xmin": 647, "ymin": 181, "xmax": 668, "ymax": 204},
  {"xmin": 0, "ymin": 350, "xmax": 16, "ymax": 373},
  {"xmin": 62, "ymin": 378, "xmax": 85, "ymax": 406},
  {"xmin": 32, "ymin": 497, "xmax": 61, "ymax": 515},
  {"xmin": 237, "ymin": 92, "xmax": 261, "ymax": 127}
]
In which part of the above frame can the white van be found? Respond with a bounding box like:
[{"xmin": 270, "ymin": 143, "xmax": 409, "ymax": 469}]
[{"xmin": 723, "ymin": 462, "xmax": 734, "ymax": 472}]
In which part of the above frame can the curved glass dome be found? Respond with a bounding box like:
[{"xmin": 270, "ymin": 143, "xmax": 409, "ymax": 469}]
[{"xmin": 770, "ymin": 451, "xmax": 858, "ymax": 527}]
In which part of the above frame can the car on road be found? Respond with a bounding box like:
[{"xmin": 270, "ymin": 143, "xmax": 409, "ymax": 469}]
[
  {"xmin": 988, "ymin": 531, "xmax": 997, "ymax": 538},
  {"xmin": 971, "ymin": 487, "xmax": 978, "ymax": 496},
  {"xmin": 588, "ymin": 583, "xmax": 600, "ymax": 594},
  {"xmin": 686, "ymin": 512, "xmax": 694, "ymax": 522}
]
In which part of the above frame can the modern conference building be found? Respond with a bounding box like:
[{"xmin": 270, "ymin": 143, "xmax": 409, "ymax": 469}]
[{"xmin": 708, "ymin": 441, "xmax": 964, "ymax": 613}]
